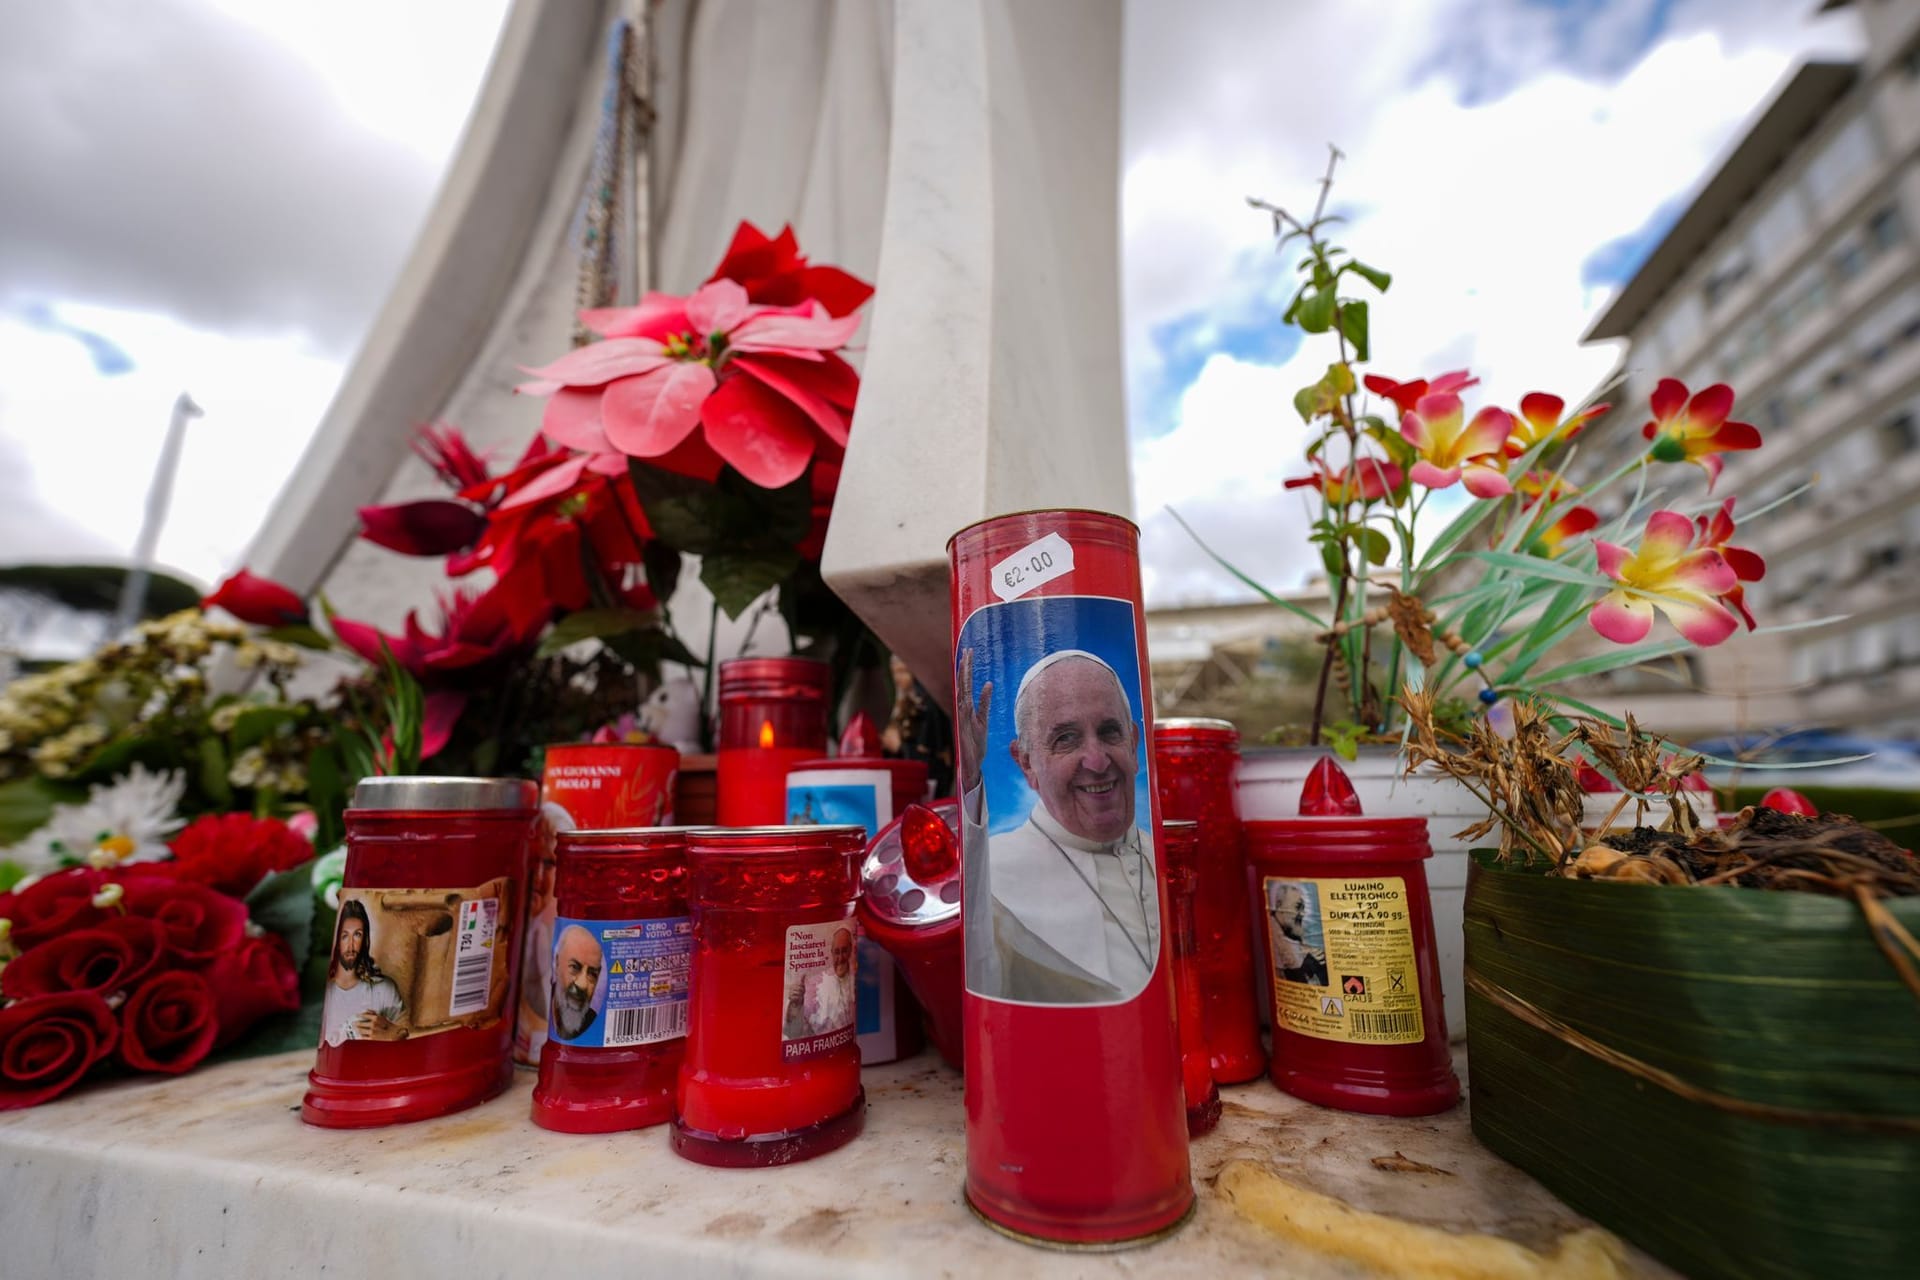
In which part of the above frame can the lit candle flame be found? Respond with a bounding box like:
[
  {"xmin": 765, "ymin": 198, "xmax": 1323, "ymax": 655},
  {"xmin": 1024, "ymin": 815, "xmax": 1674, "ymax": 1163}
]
[{"xmin": 758, "ymin": 719, "xmax": 775, "ymax": 749}]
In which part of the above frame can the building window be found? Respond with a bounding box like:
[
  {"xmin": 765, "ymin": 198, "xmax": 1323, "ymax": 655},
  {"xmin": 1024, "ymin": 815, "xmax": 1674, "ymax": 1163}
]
[
  {"xmin": 1834, "ymin": 240, "xmax": 1868, "ymax": 280},
  {"xmin": 1884, "ymin": 411, "xmax": 1918, "ymax": 453},
  {"xmin": 1750, "ymin": 192, "xmax": 1807, "ymax": 260},
  {"xmin": 1807, "ymin": 115, "xmax": 1878, "ymax": 209},
  {"xmin": 1867, "ymin": 205, "xmax": 1902, "ymax": 252},
  {"xmin": 1703, "ymin": 260, "xmax": 1751, "ymax": 309}
]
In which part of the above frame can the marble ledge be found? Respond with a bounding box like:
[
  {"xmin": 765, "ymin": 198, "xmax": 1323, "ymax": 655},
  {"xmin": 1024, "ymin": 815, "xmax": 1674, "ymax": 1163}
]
[{"xmin": 0, "ymin": 1047, "xmax": 1664, "ymax": 1279}]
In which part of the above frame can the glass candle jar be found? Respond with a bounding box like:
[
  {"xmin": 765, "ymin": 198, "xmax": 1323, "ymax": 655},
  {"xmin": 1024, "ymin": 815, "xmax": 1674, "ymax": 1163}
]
[
  {"xmin": 673, "ymin": 824, "xmax": 868, "ymax": 1166},
  {"xmin": 304, "ymin": 777, "xmax": 538, "ymax": 1128},
  {"xmin": 531, "ymin": 827, "xmax": 692, "ymax": 1133},
  {"xmin": 1243, "ymin": 763, "xmax": 1459, "ymax": 1117},
  {"xmin": 1163, "ymin": 821, "xmax": 1222, "ymax": 1136},
  {"xmin": 715, "ymin": 658, "xmax": 831, "ymax": 827},
  {"xmin": 1154, "ymin": 718, "xmax": 1265, "ymax": 1084}
]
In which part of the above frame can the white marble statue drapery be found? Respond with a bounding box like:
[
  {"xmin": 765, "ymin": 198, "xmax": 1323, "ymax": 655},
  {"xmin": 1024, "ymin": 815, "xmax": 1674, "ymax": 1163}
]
[{"xmin": 247, "ymin": 0, "xmax": 1128, "ymax": 696}]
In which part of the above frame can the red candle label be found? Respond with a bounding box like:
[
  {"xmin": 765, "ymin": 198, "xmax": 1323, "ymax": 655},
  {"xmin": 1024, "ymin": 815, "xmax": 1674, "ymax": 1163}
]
[
  {"xmin": 956, "ymin": 596, "xmax": 1159, "ymax": 1005},
  {"xmin": 780, "ymin": 921, "xmax": 857, "ymax": 1060},
  {"xmin": 1261, "ymin": 875, "xmax": 1424, "ymax": 1045},
  {"xmin": 549, "ymin": 916, "xmax": 692, "ymax": 1048},
  {"xmin": 322, "ymin": 878, "xmax": 512, "ymax": 1046}
]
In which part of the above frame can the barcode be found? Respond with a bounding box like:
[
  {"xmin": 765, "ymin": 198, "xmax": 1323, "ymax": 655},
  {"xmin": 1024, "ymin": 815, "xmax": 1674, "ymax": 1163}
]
[
  {"xmin": 1349, "ymin": 1010, "xmax": 1420, "ymax": 1040},
  {"xmin": 448, "ymin": 951, "xmax": 492, "ymax": 1016},
  {"xmin": 606, "ymin": 1000, "xmax": 688, "ymax": 1047}
]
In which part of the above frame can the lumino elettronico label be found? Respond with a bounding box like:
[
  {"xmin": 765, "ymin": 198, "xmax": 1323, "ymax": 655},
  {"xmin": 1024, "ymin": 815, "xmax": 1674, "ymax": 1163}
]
[
  {"xmin": 1261, "ymin": 874, "xmax": 1424, "ymax": 1045},
  {"xmin": 547, "ymin": 915, "xmax": 692, "ymax": 1049}
]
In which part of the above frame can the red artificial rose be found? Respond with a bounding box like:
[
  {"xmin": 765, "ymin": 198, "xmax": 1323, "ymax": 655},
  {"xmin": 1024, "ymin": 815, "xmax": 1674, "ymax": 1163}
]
[
  {"xmin": 117, "ymin": 970, "xmax": 219, "ymax": 1074},
  {"xmin": 116, "ymin": 875, "xmax": 248, "ymax": 967},
  {"xmin": 161, "ymin": 813, "xmax": 313, "ymax": 898},
  {"xmin": 201, "ymin": 569, "xmax": 310, "ymax": 628},
  {"xmin": 0, "ymin": 991, "xmax": 119, "ymax": 1109},
  {"xmin": 0, "ymin": 867, "xmax": 107, "ymax": 950},
  {"xmin": 0, "ymin": 916, "xmax": 169, "ymax": 1001},
  {"xmin": 203, "ymin": 932, "xmax": 302, "ymax": 1049}
]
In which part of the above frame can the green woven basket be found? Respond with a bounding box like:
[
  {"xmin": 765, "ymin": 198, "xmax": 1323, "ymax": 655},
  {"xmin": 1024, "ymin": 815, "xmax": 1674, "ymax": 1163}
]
[{"xmin": 1464, "ymin": 854, "xmax": 1920, "ymax": 1280}]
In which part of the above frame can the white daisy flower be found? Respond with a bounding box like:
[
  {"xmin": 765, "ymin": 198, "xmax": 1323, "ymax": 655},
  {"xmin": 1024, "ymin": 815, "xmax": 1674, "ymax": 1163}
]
[{"xmin": 2, "ymin": 764, "xmax": 188, "ymax": 877}]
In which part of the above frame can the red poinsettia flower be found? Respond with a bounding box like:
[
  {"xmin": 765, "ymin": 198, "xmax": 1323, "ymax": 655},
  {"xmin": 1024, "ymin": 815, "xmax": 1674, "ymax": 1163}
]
[
  {"xmin": 355, "ymin": 499, "xmax": 488, "ymax": 558},
  {"xmin": 708, "ymin": 221, "xmax": 874, "ymax": 317},
  {"xmin": 1507, "ymin": 392, "xmax": 1609, "ymax": 458},
  {"xmin": 1364, "ymin": 369, "xmax": 1478, "ymax": 419},
  {"xmin": 413, "ymin": 423, "xmax": 492, "ymax": 490},
  {"xmin": 517, "ymin": 278, "xmax": 862, "ymax": 489},
  {"xmin": 1641, "ymin": 378, "xmax": 1761, "ymax": 489},
  {"xmin": 201, "ymin": 570, "xmax": 308, "ymax": 628},
  {"xmin": 1692, "ymin": 497, "xmax": 1765, "ymax": 630},
  {"xmin": 1284, "ymin": 456, "xmax": 1404, "ymax": 503}
]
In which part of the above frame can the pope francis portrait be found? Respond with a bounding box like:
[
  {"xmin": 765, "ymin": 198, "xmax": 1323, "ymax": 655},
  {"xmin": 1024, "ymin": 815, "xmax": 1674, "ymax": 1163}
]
[{"xmin": 959, "ymin": 648, "xmax": 1160, "ymax": 1004}]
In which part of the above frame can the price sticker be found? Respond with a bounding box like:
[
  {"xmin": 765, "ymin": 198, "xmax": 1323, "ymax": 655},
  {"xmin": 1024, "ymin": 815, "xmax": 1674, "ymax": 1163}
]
[{"xmin": 990, "ymin": 531, "xmax": 1075, "ymax": 601}]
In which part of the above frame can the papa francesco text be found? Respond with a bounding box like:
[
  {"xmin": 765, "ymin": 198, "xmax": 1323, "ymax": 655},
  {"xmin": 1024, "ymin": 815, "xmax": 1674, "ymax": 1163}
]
[{"xmin": 782, "ymin": 1027, "xmax": 855, "ymax": 1060}]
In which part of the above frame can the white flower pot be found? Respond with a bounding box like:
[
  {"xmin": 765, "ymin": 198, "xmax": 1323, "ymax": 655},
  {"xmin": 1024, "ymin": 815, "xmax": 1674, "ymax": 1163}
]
[{"xmin": 1237, "ymin": 745, "xmax": 1478, "ymax": 1040}]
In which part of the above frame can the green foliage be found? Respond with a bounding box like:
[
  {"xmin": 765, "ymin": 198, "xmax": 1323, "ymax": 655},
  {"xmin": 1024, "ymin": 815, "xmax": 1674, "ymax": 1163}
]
[{"xmin": 245, "ymin": 858, "xmax": 320, "ymax": 971}]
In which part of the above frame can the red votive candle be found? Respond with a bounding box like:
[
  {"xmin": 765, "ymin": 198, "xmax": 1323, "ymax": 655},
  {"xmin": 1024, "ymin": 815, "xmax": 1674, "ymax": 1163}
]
[
  {"xmin": 673, "ymin": 824, "xmax": 868, "ymax": 1166},
  {"xmin": 304, "ymin": 777, "xmax": 538, "ymax": 1128},
  {"xmin": 1243, "ymin": 759, "xmax": 1459, "ymax": 1116},
  {"xmin": 716, "ymin": 657, "xmax": 831, "ymax": 827},
  {"xmin": 531, "ymin": 827, "xmax": 692, "ymax": 1133},
  {"xmin": 857, "ymin": 800, "xmax": 965, "ymax": 1068},
  {"xmin": 1154, "ymin": 718, "xmax": 1265, "ymax": 1084},
  {"xmin": 1163, "ymin": 820, "xmax": 1222, "ymax": 1136}
]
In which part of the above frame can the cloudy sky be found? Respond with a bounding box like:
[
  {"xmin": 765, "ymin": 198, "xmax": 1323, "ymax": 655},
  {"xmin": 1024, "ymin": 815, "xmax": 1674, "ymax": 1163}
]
[{"xmin": 0, "ymin": 0, "xmax": 1862, "ymax": 608}]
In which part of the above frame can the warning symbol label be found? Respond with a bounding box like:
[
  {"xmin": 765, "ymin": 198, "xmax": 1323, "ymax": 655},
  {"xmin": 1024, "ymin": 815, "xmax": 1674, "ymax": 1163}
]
[
  {"xmin": 1320, "ymin": 996, "xmax": 1345, "ymax": 1017},
  {"xmin": 1342, "ymin": 974, "xmax": 1367, "ymax": 996}
]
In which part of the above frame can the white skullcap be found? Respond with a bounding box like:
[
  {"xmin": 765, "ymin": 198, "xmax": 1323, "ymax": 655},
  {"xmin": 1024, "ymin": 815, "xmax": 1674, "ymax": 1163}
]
[{"xmin": 1012, "ymin": 649, "xmax": 1132, "ymax": 741}]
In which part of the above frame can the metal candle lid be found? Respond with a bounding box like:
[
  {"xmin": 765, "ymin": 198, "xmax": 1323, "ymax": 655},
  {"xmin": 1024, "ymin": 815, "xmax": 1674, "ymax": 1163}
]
[
  {"xmin": 349, "ymin": 775, "xmax": 538, "ymax": 812},
  {"xmin": 859, "ymin": 800, "xmax": 962, "ymax": 927},
  {"xmin": 1154, "ymin": 717, "xmax": 1239, "ymax": 745}
]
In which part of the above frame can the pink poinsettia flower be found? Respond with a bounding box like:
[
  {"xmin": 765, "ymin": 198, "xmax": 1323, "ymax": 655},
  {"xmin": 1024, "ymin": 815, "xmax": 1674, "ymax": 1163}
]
[
  {"xmin": 1364, "ymin": 369, "xmax": 1478, "ymax": 419},
  {"xmin": 1588, "ymin": 510, "xmax": 1740, "ymax": 647},
  {"xmin": 1693, "ymin": 498, "xmax": 1765, "ymax": 629},
  {"xmin": 1400, "ymin": 393, "xmax": 1514, "ymax": 498},
  {"xmin": 1506, "ymin": 392, "xmax": 1609, "ymax": 458},
  {"xmin": 517, "ymin": 276, "xmax": 862, "ymax": 489},
  {"xmin": 1284, "ymin": 455, "xmax": 1404, "ymax": 504},
  {"xmin": 1641, "ymin": 378, "xmax": 1761, "ymax": 489}
]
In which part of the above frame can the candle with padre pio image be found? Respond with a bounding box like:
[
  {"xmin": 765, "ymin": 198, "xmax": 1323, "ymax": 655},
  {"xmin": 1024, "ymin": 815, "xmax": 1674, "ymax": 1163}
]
[
  {"xmin": 948, "ymin": 508, "xmax": 1191, "ymax": 1248},
  {"xmin": 715, "ymin": 658, "xmax": 830, "ymax": 826}
]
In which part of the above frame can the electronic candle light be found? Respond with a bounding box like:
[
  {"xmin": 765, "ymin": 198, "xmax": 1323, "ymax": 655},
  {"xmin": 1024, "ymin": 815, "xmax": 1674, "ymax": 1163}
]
[
  {"xmin": 1244, "ymin": 757, "xmax": 1459, "ymax": 1116},
  {"xmin": 1152, "ymin": 718, "xmax": 1265, "ymax": 1084},
  {"xmin": 304, "ymin": 777, "xmax": 538, "ymax": 1129},
  {"xmin": 856, "ymin": 800, "xmax": 965, "ymax": 1067},
  {"xmin": 531, "ymin": 827, "xmax": 692, "ymax": 1133},
  {"xmin": 715, "ymin": 657, "xmax": 830, "ymax": 827},
  {"xmin": 673, "ymin": 824, "xmax": 868, "ymax": 1166},
  {"xmin": 1162, "ymin": 820, "xmax": 1222, "ymax": 1136}
]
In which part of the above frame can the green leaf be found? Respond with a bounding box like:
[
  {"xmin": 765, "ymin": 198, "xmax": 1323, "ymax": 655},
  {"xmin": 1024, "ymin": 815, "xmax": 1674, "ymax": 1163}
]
[
  {"xmin": 245, "ymin": 857, "xmax": 319, "ymax": 971},
  {"xmin": 0, "ymin": 777, "xmax": 72, "ymax": 845},
  {"xmin": 1467, "ymin": 550, "xmax": 1613, "ymax": 589},
  {"xmin": 1338, "ymin": 298, "xmax": 1369, "ymax": 361},
  {"xmin": 1348, "ymin": 261, "xmax": 1391, "ymax": 292},
  {"xmin": 534, "ymin": 607, "xmax": 659, "ymax": 658},
  {"xmin": 701, "ymin": 548, "xmax": 802, "ymax": 620},
  {"xmin": 1357, "ymin": 526, "xmax": 1391, "ymax": 566},
  {"xmin": 1525, "ymin": 636, "xmax": 1697, "ymax": 686},
  {"xmin": 306, "ymin": 743, "xmax": 347, "ymax": 850},
  {"xmin": 605, "ymin": 626, "xmax": 703, "ymax": 676},
  {"xmin": 264, "ymin": 624, "xmax": 333, "ymax": 651},
  {"xmin": 198, "ymin": 737, "xmax": 233, "ymax": 809},
  {"xmin": 1296, "ymin": 287, "xmax": 1336, "ymax": 333},
  {"xmin": 642, "ymin": 540, "xmax": 683, "ymax": 604},
  {"xmin": 1163, "ymin": 507, "xmax": 1327, "ymax": 630},
  {"xmin": 230, "ymin": 704, "xmax": 301, "ymax": 752},
  {"xmin": 1320, "ymin": 541, "xmax": 1345, "ymax": 581},
  {"xmin": 1294, "ymin": 384, "xmax": 1320, "ymax": 423}
]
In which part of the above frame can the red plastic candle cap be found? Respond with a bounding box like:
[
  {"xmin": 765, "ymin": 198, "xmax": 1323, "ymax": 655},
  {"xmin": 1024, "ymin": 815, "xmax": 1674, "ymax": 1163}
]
[
  {"xmin": 1759, "ymin": 788, "xmax": 1817, "ymax": 816},
  {"xmin": 1300, "ymin": 756, "xmax": 1363, "ymax": 816},
  {"xmin": 899, "ymin": 802, "xmax": 960, "ymax": 884},
  {"xmin": 1576, "ymin": 763, "xmax": 1616, "ymax": 793}
]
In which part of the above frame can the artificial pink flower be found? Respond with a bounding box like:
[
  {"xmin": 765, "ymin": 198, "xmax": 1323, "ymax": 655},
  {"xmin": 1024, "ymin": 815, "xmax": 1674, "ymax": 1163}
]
[
  {"xmin": 1691, "ymin": 498, "xmax": 1765, "ymax": 630},
  {"xmin": 1588, "ymin": 510, "xmax": 1740, "ymax": 647},
  {"xmin": 1364, "ymin": 370, "xmax": 1478, "ymax": 419},
  {"xmin": 1400, "ymin": 393, "xmax": 1514, "ymax": 498},
  {"xmin": 1507, "ymin": 392, "xmax": 1609, "ymax": 458},
  {"xmin": 518, "ymin": 270, "xmax": 864, "ymax": 489},
  {"xmin": 1641, "ymin": 378, "xmax": 1761, "ymax": 489},
  {"xmin": 1284, "ymin": 456, "xmax": 1404, "ymax": 504},
  {"xmin": 201, "ymin": 570, "xmax": 308, "ymax": 628},
  {"xmin": 1534, "ymin": 505, "xmax": 1599, "ymax": 558}
]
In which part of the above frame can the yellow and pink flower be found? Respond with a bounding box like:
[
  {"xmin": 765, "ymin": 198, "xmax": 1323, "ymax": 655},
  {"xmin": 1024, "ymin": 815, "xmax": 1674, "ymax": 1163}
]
[
  {"xmin": 1364, "ymin": 369, "xmax": 1478, "ymax": 418},
  {"xmin": 1507, "ymin": 392, "xmax": 1608, "ymax": 458},
  {"xmin": 1533, "ymin": 505, "xmax": 1599, "ymax": 558},
  {"xmin": 1693, "ymin": 498, "xmax": 1766, "ymax": 629},
  {"xmin": 1284, "ymin": 456, "xmax": 1404, "ymax": 504},
  {"xmin": 1400, "ymin": 393, "xmax": 1514, "ymax": 498},
  {"xmin": 1588, "ymin": 509, "xmax": 1740, "ymax": 647},
  {"xmin": 1641, "ymin": 378, "xmax": 1760, "ymax": 488}
]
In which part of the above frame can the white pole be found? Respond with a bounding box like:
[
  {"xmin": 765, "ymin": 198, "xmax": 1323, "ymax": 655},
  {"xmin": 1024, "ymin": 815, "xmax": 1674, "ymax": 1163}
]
[{"xmin": 114, "ymin": 391, "xmax": 203, "ymax": 633}]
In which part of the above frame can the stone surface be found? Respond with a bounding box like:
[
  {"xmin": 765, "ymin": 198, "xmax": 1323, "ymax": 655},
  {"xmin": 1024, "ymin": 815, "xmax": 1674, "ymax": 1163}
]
[{"xmin": 0, "ymin": 1047, "xmax": 1668, "ymax": 1278}]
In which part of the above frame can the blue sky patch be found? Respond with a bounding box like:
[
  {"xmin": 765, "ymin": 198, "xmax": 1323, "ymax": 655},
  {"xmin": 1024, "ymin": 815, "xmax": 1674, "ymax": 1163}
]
[
  {"xmin": 1581, "ymin": 193, "xmax": 1685, "ymax": 288},
  {"xmin": 1132, "ymin": 246, "xmax": 1303, "ymax": 440}
]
